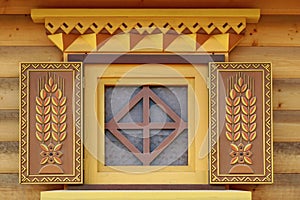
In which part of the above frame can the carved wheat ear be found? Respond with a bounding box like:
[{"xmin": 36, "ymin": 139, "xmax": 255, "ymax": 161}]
[
  {"xmin": 225, "ymin": 74, "xmax": 257, "ymax": 166},
  {"xmin": 36, "ymin": 75, "xmax": 67, "ymax": 166},
  {"xmin": 35, "ymin": 88, "xmax": 52, "ymax": 145},
  {"xmin": 225, "ymin": 88, "xmax": 241, "ymax": 149},
  {"xmin": 241, "ymin": 88, "xmax": 257, "ymax": 144}
]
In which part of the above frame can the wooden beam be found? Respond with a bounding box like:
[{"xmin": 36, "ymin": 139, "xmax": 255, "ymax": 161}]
[
  {"xmin": 274, "ymin": 143, "xmax": 300, "ymax": 173},
  {"xmin": 0, "ymin": 111, "xmax": 18, "ymax": 141},
  {"xmin": 31, "ymin": 9, "xmax": 260, "ymax": 23},
  {"xmin": 40, "ymin": 190, "xmax": 251, "ymax": 200},
  {"xmin": 0, "ymin": 78, "xmax": 18, "ymax": 110},
  {"xmin": 0, "ymin": 15, "xmax": 52, "ymax": 46},
  {"xmin": 230, "ymin": 174, "xmax": 300, "ymax": 200},
  {"xmin": 274, "ymin": 111, "xmax": 300, "ymax": 142},
  {"xmin": 0, "ymin": 47, "xmax": 61, "ymax": 78},
  {"xmin": 273, "ymin": 79, "xmax": 300, "ymax": 110},
  {"xmin": 241, "ymin": 15, "xmax": 300, "ymax": 47},
  {"xmin": 0, "ymin": 142, "xmax": 18, "ymax": 173},
  {"xmin": 231, "ymin": 47, "xmax": 300, "ymax": 79}
]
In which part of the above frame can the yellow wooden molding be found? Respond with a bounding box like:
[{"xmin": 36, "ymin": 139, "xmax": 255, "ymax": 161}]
[
  {"xmin": 32, "ymin": 9, "xmax": 260, "ymax": 23},
  {"xmin": 40, "ymin": 190, "xmax": 252, "ymax": 200},
  {"xmin": 31, "ymin": 9, "xmax": 260, "ymax": 35},
  {"xmin": 31, "ymin": 9, "xmax": 260, "ymax": 53}
]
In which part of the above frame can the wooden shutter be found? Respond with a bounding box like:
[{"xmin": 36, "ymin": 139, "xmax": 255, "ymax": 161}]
[
  {"xmin": 19, "ymin": 63, "xmax": 83, "ymax": 184},
  {"xmin": 209, "ymin": 62, "xmax": 273, "ymax": 184}
]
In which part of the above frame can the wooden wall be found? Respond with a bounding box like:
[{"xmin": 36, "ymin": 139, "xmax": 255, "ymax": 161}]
[{"xmin": 0, "ymin": 14, "xmax": 300, "ymax": 199}]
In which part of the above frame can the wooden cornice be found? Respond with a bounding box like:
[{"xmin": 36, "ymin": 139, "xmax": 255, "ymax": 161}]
[
  {"xmin": 31, "ymin": 9, "xmax": 260, "ymax": 53},
  {"xmin": 31, "ymin": 9, "xmax": 260, "ymax": 23}
]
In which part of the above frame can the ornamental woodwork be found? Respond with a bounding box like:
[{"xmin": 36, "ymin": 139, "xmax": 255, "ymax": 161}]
[
  {"xmin": 209, "ymin": 63, "xmax": 272, "ymax": 184},
  {"xmin": 30, "ymin": 9, "xmax": 260, "ymax": 53},
  {"xmin": 20, "ymin": 63, "xmax": 82, "ymax": 184},
  {"xmin": 19, "ymin": 8, "xmax": 273, "ymax": 186}
]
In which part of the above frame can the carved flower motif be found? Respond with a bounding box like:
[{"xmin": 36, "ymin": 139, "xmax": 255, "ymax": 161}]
[
  {"xmin": 40, "ymin": 143, "xmax": 63, "ymax": 165},
  {"xmin": 230, "ymin": 143, "xmax": 253, "ymax": 165}
]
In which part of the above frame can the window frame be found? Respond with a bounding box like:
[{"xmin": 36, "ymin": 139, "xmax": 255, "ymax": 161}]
[{"xmin": 67, "ymin": 53, "xmax": 224, "ymax": 185}]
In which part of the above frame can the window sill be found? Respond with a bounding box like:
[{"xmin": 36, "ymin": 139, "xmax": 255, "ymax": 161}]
[{"xmin": 41, "ymin": 190, "xmax": 251, "ymax": 200}]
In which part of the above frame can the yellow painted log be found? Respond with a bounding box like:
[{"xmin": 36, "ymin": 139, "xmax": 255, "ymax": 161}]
[
  {"xmin": 31, "ymin": 9, "xmax": 260, "ymax": 23},
  {"xmin": 41, "ymin": 190, "xmax": 251, "ymax": 200}
]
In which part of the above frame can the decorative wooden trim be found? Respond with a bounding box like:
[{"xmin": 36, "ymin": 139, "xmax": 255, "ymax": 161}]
[
  {"xmin": 209, "ymin": 62, "xmax": 272, "ymax": 184},
  {"xmin": 67, "ymin": 184, "xmax": 225, "ymax": 190},
  {"xmin": 31, "ymin": 9, "xmax": 260, "ymax": 53},
  {"xmin": 31, "ymin": 9, "xmax": 260, "ymax": 24},
  {"xmin": 19, "ymin": 63, "xmax": 83, "ymax": 184},
  {"xmin": 40, "ymin": 190, "xmax": 251, "ymax": 200}
]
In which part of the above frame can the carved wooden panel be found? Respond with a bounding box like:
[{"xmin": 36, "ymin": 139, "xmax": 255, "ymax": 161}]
[
  {"xmin": 20, "ymin": 63, "xmax": 83, "ymax": 184},
  {"xmin": 209, "ymin": 62, "xmax": 272, "ymax": 184}
]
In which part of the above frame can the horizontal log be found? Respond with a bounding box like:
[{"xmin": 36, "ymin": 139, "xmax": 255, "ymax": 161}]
[
  {"xmin": 241, "ymin": 15, "xmax": 300, "ymax": 47},
  {"xmin": 0, "ymin": 0, "xmax": 300, "ymax": 15},
  {"xmin": 273, "ymin": 79, "xmax": 300, "ymax": 110},
  {"xmin": 0, "ymin": 15, "xmax": 52, "ymax": 46},
  {"xmin": 231, "ymin": 47, "xmax": 300, "ymax": 79},
  {"xmin": 0, "ymin": 46, "xmax": 62, "ymax": 78},
  {"xmin": 274, "ymin": 143, "xmax": 300, "ymax": 173},
  {"xmin": 0, "ymin": 78, "xmax": 18, "ymax": 110},
  {"xmin": 230, "ymin": 174, "xmax": 300, "ymax": 200},
  {"xmin": 0, "ymin": 142, "xmax": 18, "ymax": 173},
  {"xmin": 0, "ymin": 141, "xmax": 298, "ymax": 173},
  {"xmin": 0, "ymin": 110, "xmax": 18, "ymax": 141},
  {"xmin": 273, "ymin": 111, "xmax": 300, "ymax": 142},
  {"xmin": 0, "ymin": 174, "xmax": 63, "ymax": 200}
]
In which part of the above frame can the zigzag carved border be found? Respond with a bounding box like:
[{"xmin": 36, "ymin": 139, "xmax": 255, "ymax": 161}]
[
  {"xmin": 209, "ymin": 62, "xmax": 272, "ymax": 184},
  {"xmin": 20, "ymin": 63, "xmax": 83, "ymax": 184},
  {"xmin": 45, "ymin": 17, "xmax": 246, "ymax": 35}
]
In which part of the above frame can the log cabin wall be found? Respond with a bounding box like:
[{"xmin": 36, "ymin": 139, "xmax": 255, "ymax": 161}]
[{"xmin": 0, "ymin": 1, "xmax": 300, "ymax": 199}]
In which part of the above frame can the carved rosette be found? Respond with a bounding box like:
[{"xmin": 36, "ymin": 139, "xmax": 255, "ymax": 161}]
[
  {"xmin": 225, "ymin": 73, "xmax": 257, "ymax": 173},
  {"xmin": 36, "ymin": 74, "xmax": 67, "ymax": 174}
]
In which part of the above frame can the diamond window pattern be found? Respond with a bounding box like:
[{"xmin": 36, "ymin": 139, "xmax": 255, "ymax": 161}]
[{"xmin": 105, "ymin": 85, "xmax": 188, "ymax": 166}]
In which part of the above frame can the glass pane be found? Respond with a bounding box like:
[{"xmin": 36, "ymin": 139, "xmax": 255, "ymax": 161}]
[{"xmin": 105, "ymin": 85, "xmax": 188, "ymax": 166}]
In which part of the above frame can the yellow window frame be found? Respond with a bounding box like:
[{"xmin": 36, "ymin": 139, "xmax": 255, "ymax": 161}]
[{"xmin": 84, "ymin": 63, "xmax": 209, "ymax": 184}]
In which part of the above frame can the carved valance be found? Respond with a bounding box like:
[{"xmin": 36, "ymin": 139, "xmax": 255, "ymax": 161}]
[{"xmin": 31, "ymin": 9, "xmax": 260, "ymax": 53}]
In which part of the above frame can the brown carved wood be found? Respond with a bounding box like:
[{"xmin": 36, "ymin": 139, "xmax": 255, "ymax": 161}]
[
  {"xmin": 19, "ymin": 63, "xmax": 83, "ymax": 184},
  {"xmin": 209, "ymin": 62, "xmax": 272, "ymax": 184}
]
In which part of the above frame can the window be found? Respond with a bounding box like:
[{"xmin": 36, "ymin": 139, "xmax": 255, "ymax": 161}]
[{"xmin": 83, "ymin": 61, "xmax": 209, "ymax": 184}]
